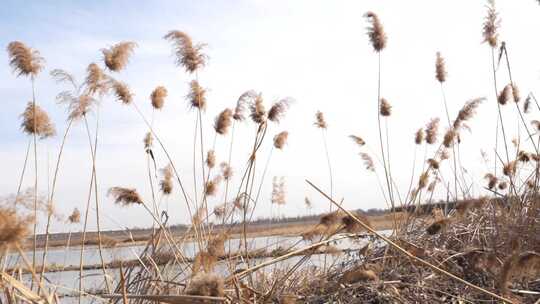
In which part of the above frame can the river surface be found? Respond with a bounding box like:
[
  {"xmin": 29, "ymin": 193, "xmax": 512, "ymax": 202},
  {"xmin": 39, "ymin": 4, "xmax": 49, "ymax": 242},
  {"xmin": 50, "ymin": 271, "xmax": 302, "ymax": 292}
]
[{"xmin": 3, "ymin": 231, "xmax": 390, "ymax": 303}]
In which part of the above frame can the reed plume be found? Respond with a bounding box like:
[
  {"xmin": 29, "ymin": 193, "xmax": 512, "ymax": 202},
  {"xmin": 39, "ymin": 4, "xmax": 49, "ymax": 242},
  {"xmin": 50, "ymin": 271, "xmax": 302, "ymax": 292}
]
[
  {"xmin": 349, "ymin": 135, "xmax": 366, "ymax": 147},
  {"xmin": 84, "ymin": 63, "xmax": 109, "ymax": 96},
  {"xmin": 364, "ymin": 12, "xmax": 387, "ymax": 52},
  {"xmin": 443, "ymin": 129, "xmax": 457, "ymax": 148},
  {"xmin": 159, "ymin": 165, "xmax": 173, "ymax": 195},
  {"xmin": 57, "ymin": 93, "xmax": 97, "ymax": 121},
  {"xmin": 511, "ymin": 84, "xmax": 520, "ymax": 103},
  {"xmin": 107, "ymin": 187, "xmax": 143, "ymax": 206},
  {"xmin": 163, "ymin": 30, "xmax": 207, "ymax": 73},
  {"xmin": 205, "ymin": 176, "xmax": 222, "ymax": 196},
  {"xmin": 484, "ymin": 173, "xmax": 498, "ymax": 190},
  {"xmin": 0, "ymin": 207, "xmax": 31, "ymax": 250},
  {"xmin": 517, "ymin": 150, "xmax": 530, "ymax": 163},
  {"xmin": 101, "ymin": 41, "xmax": 137, "ymax": 72},
  {"xmin": 187, "ymin": 80, "xmax": 206, "ymax": 111},
  {"xmin": 111, "ymin": 80, "xmax": 133, "ymax": 104},
  {"xmin": 249, "ymin": 94, "xmax": 266, "ymax": 124},
  {"xmin": 220, "ymin": 162, "xmax": 233, "ymax": 180},
  {"xmin": 143, "ymin": 132, "xmax": 153, "ymax": 151},
  {"xmin": 502, "ymin": 161, "xmax": 516, "ymax": 177},
  {"xmin": 524, "ymin": 96, "xmax": 531, "ymax": 113},
  {"xmin": 271, "ymin": 176, "xmax": 286, "ymax": 205},
  {"xmin": 234, "ymin": 90, "xmax": 257, "ymax": 121},
  {"xmin": 20, "ymin": 102, "xmax": 56, "ymax": 139},
  {"xmin": 50, "ymin": 68, "xmax": 77, "ymax": 88},
  {"xmin": 268, "ymin": 97, "xmax": 293, "ymax": 123},
  {"xmin": 150, "ymin": 86, "xmax": 167, "ymax": 110},
  {"xmin": 454, "ymin": 98, "xmax": 484, "ymax": 129},
  {"xmin": 498, "ymin": 181, "xmax": 508, "ymax": 190},
  {"xmin": 482, "ymin": 0, "xmax": 500, "ymax": 48},
  {"xmin": 498, "ymin": 85, "xmax": 511, "ymax": 105},
  {"xmin": 214, "ymin": 108, "xmax": 233, "ymax": 135},
  {"xmin": 206, "ymin": 150, "xmax": 216, "ymax": 169},
  {"xmin": 360, "ymin": 153, "xmax": 375, "ymax": 172},
  {"xmin": 379, "ymin": 98, "xmax": 391, "ymax": 116},
  {"xmin": 7, "ymin": 41, "xmax": 44, "ymax": 77},
  {"xmin": 427, "ymin": 158, "xmax": 440, "ymax": 170},
  {"xmin": 273, "ymin": 131, "xmax": 288, "ymax": 149},
  {"xmin": 418, "ymin": 172, "xmax": 429, "ymax": 189},
  {"xmin": 68, "ymin": 208, "xmax": 81, "ymax": 224},
  {"xmin": 435, "ymin": 52, "xmax": 447, "ymax": 83},
  {"xmin": 425, "ymin": 118, "xmax": 440, "ymax": 144},
  {"xmin": 415, "ymin": 129, "xmax": 425, "ymax": 145},
  {"xmin": 314, "ymin": 111, "xmax": 327, "ymax": 129}
]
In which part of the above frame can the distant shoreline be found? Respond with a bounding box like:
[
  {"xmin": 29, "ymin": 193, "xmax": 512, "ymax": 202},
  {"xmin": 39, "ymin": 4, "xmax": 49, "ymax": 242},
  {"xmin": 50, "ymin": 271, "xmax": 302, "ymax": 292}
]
[{"xmin": 26, "ymin": 213, "xmax": 398, "ymax": 250}]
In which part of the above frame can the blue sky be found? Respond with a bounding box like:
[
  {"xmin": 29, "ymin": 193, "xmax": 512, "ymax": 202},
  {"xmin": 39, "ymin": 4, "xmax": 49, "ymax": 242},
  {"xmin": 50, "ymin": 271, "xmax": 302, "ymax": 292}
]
[{"xmin": 1, "ymin": 1, "xmax": 540, "ymax": 232}]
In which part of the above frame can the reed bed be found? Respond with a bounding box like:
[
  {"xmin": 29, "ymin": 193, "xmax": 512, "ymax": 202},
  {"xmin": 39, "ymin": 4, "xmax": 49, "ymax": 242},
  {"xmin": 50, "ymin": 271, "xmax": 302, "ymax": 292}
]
[{"xmin": 1, "ymin": 1, "xmax": 540, "ymax": 303}]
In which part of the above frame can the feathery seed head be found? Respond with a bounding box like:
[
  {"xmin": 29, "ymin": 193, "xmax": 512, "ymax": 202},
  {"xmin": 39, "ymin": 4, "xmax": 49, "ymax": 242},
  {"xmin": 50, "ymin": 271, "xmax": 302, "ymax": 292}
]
[
  {"xmin": 164, "ymin": 31, "xmax": 207, "ymax": 73},
  {"xmin": 249, "ymin": 93, "xmax": 266, "ymax": 124},
  {"xmin": 503, "ymin": 161, "xmax": 516, "ymax": 177},
  {"xmin": 349, "ymin": 135, "xmax": 366, "ymax": 147},
  {"xmin": 498, "ymin": 85, "xmax": 511, "ymax": 105},
  {"xmin": 435, "ymin": 52, "xmax": 447, "ymax": 83},
  {"xmin": 85, "ymin": 63, "xmax": 108, "ymax": 96},
  {"xmin": 511, "ymin": 83, "xmax": 520, "ymax": 103},
  {"xmin": 111, "ymin": 80, "xmax": 133, "ymax": 104},
  {"xmin": 7, "ymin": 41, "xmax": 44, "ymax": 77},
  {"xmin": 220, "ymin": 162, "xmax": 233, "ymax": 180},
  {"xmin": 443, "ymin": 129, "xmax": 457, "ymax": 148},
  {"xmin": 273, "ymin": 131, "xmax": 289, "ymax": 149},
  {"xmin": 415, "ymin": 128, "xmax": 425, "ymax": 145},
  {"xmin": 427, "ymin": 158, "xmax": 440, "ymax": 170},
  {"xmin": 151, "ymin": 86, "xmax": 167, "ymax": 110},
  {"xmin": 425, "ymin": 118, "xmax": 440, "ymax": 144},
  {"xmin": 454, "ymin": 98, "xmax": 483, "ymax": 129},
  {"xmin": 108, "ymin": 187, "xmax": 143, "ymax": 206},
  {"xmin": 206, "ymin": 150, "xmax": 216, "ymax": 169},
  {"xmin": 268, "ymin": 97, "xmax": 293, "ymax": 123},
  {"xmin": 0, "ymin": 207, "xmax": 31, "ymax": 250},
  {"xmin": 160, "ymin": 165, "xmax": 174, "ymax": 195},
  {"xmin": 214, "ymin": 108, "xmax": 233, "ymax": 135},
  {"xmin": 379, "ymin": 98, "xmax": 391, "ymax": 116},
  {"xmin": 360, "ymin": 152, "xmax": 375, "ymax": 172},
  {"xmin": 233, "ymin": 90, "xmax": 257, "ymax": 121},
  {"xmin": 482, "ymin": 0, "xmax": 500, "ymax": 48},
  {"xmin": 20, "ymin": 102, "xmax": 56, "ymax": 139},
  {"xmin": 101, "ymin": 41, "xmax": 137, "ymax": 72},
  {"xmin": 187, "ymin": 80, "xmax": 207, "ymax": 111},
  {"xmin": 143, "ymin": 132, "xmax": 153, "ymax": 151},
  {"xmin": 364, "ymin": 12, "xmax": 387, "ymax": 52},
  {"xmin": 68, "ymin": 208, "xmax": 81, "ymax": 224},
  {"xmin": 205, "ymin": 176, "xmax": 222, "ymax": 196},
  {"xmin": 314, "ymin": 111, "xmax": 327, "ymax": 129}
]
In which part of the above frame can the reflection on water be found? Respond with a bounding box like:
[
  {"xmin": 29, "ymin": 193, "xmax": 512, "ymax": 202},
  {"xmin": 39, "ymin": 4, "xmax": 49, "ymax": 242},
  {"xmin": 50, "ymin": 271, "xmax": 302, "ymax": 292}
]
[{"xmin": 3, "ymin": 230, "xmax": 390, "ymax": 303}]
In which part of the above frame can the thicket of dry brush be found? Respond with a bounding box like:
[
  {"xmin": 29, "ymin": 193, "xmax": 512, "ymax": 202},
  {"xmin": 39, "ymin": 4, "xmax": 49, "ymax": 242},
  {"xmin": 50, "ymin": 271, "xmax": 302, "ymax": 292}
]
[{"xmin": 1, "ymin": 1, "xmax": 540, "ymax": 303}]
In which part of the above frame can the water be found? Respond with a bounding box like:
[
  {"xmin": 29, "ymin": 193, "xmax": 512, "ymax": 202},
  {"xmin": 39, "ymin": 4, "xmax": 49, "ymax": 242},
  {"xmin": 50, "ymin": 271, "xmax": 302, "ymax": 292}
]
[{"xmin": 2, "ymin": 231, "xmax": 389, "ymax": 302}]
